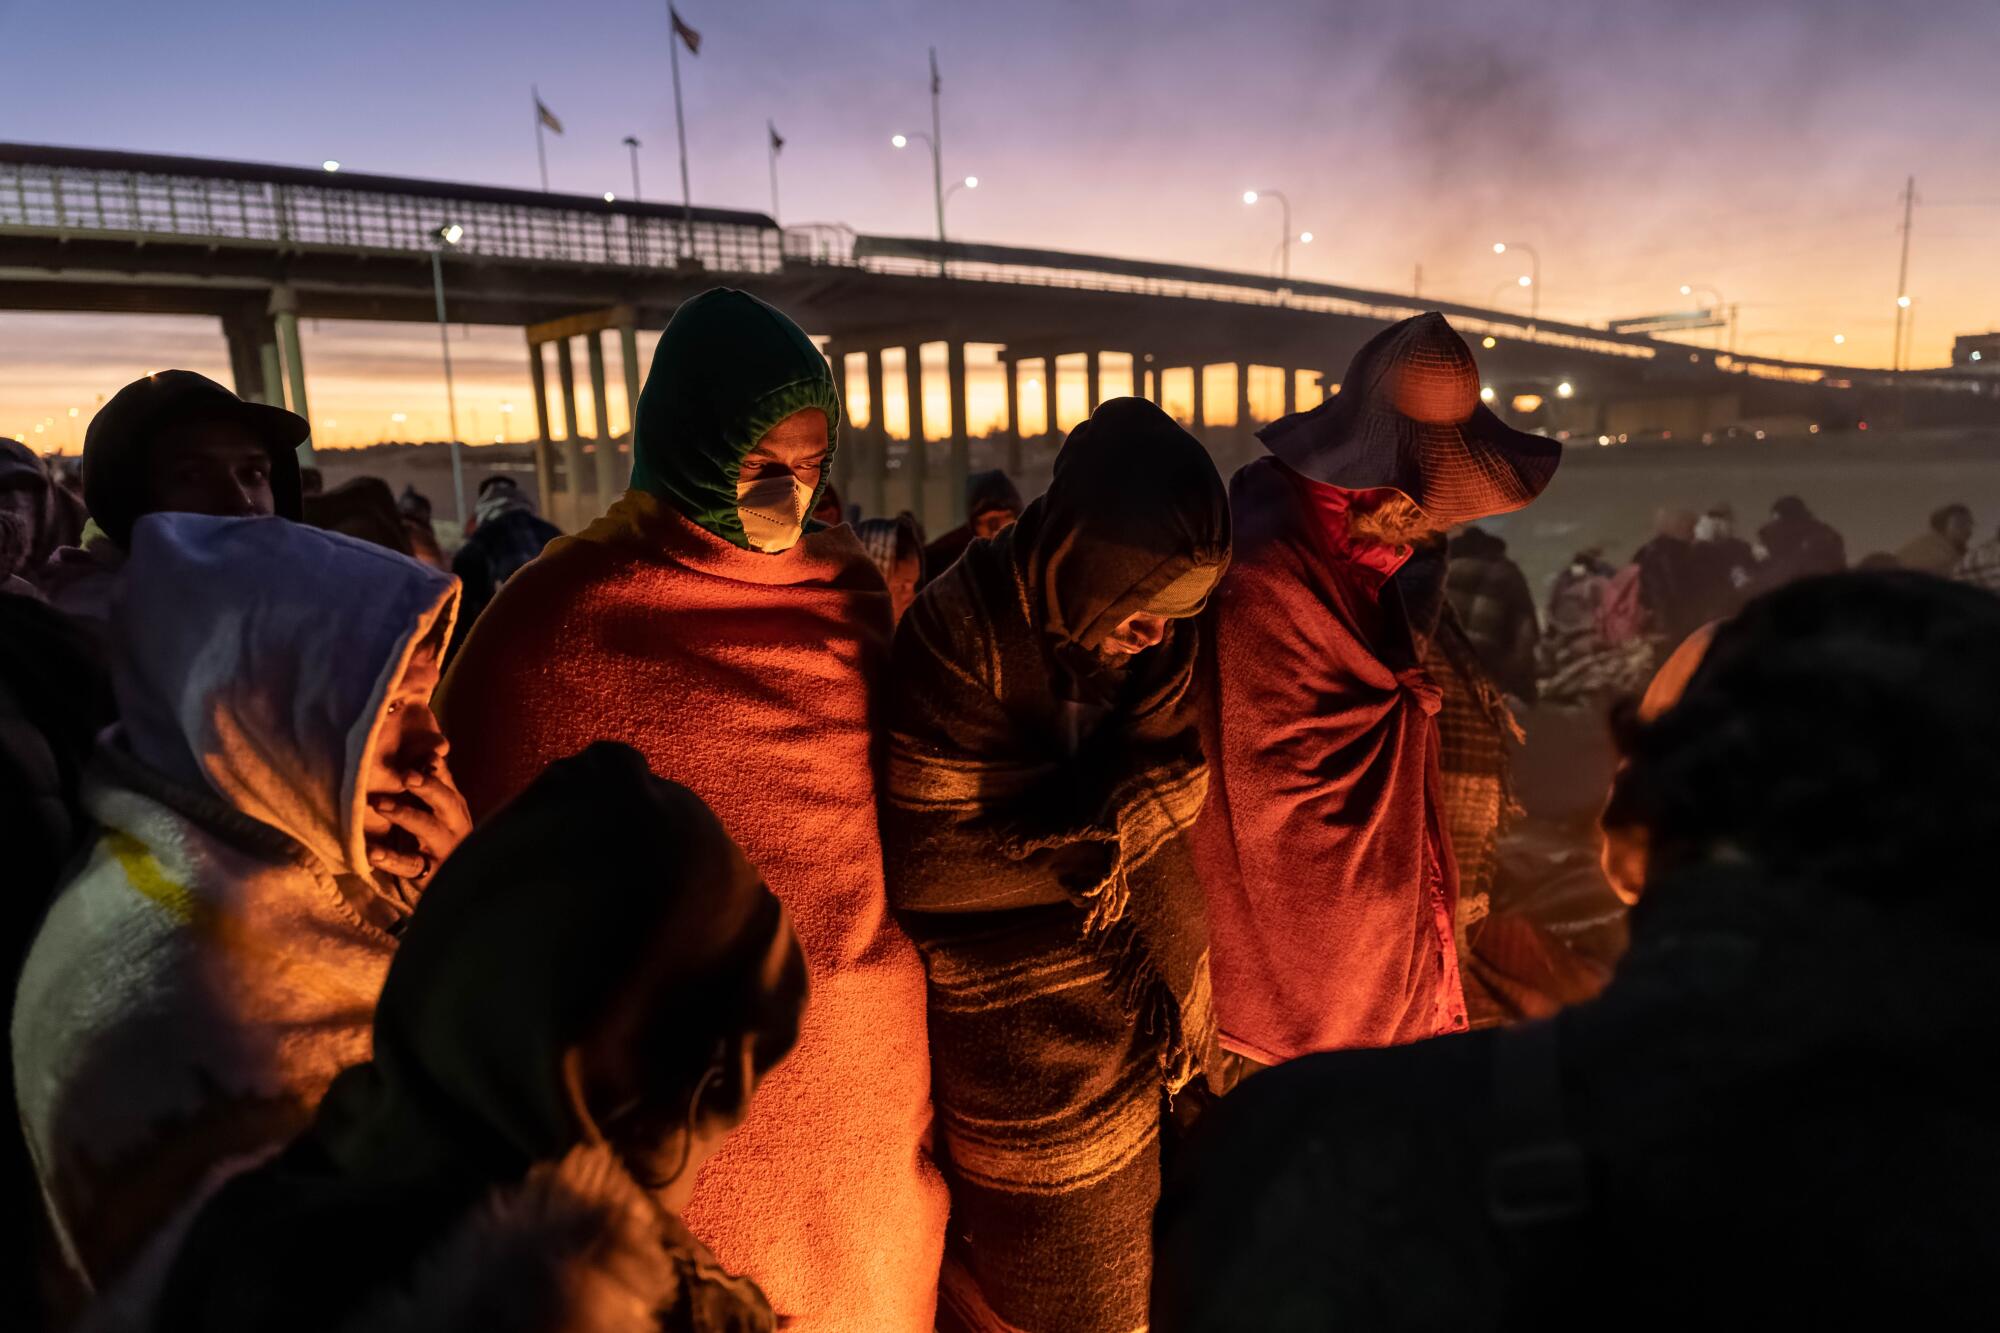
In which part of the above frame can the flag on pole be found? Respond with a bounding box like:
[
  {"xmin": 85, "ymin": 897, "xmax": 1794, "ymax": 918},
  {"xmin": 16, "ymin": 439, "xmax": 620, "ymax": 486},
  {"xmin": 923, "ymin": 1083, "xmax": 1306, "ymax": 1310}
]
[
  {"xmin": 536, "ymin": 96, "xmax": 564, "ymax": 135},
  {"xmin": 769, "ymin": 121, "xmax": 784, "ymax": 154},
  {"xmin": 670, "ymin": 6, "xmax": 702, "ymax": 54}
]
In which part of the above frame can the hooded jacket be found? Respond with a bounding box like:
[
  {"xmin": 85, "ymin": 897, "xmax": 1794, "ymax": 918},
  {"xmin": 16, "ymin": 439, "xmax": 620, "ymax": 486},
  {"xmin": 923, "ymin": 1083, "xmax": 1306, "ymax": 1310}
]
[
  {"xmin": 438, "ymin": 292, "xmax": 947, "ymax": 1333},
  {"xmin": 148, "ymin": 743, "xmax": 789, "ymax": 1333},
  {"xmin": 12, "ymin": 513, "xmax": 457, "ymax": 1288},
  {"xmin": 627, "ymin": 288, "xmax": 842, "ymax": 550},
  {"xmin": 882, "ymin": 399, "xmax": 1229, "ymax": 1333}
]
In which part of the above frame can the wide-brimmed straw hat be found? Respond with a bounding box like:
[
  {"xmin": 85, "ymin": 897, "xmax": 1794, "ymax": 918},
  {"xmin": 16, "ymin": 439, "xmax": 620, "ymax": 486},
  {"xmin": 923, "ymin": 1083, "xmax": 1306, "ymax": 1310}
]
[{"xmin": 1258, "ymin": 312, "xmax": 1561, "ymax": 525}]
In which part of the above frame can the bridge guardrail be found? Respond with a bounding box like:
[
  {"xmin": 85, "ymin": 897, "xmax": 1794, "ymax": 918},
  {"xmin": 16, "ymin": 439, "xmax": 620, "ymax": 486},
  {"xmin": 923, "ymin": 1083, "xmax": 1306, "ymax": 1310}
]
[{"xmin": 0, "ymin": 155, "xmax": 782, "ymax": 272}]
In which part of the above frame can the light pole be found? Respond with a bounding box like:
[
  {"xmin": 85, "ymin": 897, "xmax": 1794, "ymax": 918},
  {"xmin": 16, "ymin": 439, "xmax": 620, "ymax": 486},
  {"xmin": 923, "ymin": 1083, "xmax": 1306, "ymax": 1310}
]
[
  {"xmin": 1272, "ymin": 229, "xmax": 1313, "ymax": 275},
  {"xmin": 498, "ymin": 401, "xmax": 514, "ymax": 444},
  {"xmin": 891, "ymin": 130, "xmax": 952, "ymax": 276},
  {"xmin": 1243, "ymin": 190, "xmax": 1294, "ymax": 279},
  {"xmin": 1493, "ymin": 241, "xmax": 1541, "ymax": 322},
  {"xmin": 430, "ymin": 223, "xmax": 467, "ymax": 526},
  {"xmin": 1680, "ymin": 283, "xmax": 1728, "ymax": 349},
  {"xmin": 621, "ymin": 136, "xmax": 642, "ymax": 202}
]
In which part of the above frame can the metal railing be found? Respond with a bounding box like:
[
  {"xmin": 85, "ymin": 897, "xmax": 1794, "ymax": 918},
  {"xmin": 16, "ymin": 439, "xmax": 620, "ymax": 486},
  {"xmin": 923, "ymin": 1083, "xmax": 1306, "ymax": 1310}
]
[
  {"xmin": 0, "ymin": 148, "xmax": 783, "ymax": 272},
  {"xmin": 0, "ymin": 144, "xmax": 1985, "ymax": 395}
]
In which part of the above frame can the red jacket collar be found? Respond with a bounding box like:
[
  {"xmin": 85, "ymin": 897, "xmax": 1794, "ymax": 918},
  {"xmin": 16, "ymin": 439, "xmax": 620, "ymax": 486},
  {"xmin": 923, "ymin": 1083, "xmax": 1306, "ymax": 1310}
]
[{"xmin": 1277, "ymin": 460, "xmax": 1414, "ymax": 588}]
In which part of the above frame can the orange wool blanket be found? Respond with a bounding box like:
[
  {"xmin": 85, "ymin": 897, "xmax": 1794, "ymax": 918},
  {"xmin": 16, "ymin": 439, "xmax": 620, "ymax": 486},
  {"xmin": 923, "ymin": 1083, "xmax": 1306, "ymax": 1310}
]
[{"xmin": 438, "ymin": 490, "xmax": 947, "ymax": 1333}]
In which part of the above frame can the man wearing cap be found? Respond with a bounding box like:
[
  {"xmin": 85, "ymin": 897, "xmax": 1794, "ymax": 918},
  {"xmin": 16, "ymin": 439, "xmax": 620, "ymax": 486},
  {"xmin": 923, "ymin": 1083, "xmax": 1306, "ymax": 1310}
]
[
  {"xmin": 41, "ymin": 370, "xmax": 307, "ymax": 633},
  {"xmin": 1192, "ymin": 313, "xmax": 1560, "ymax": 1068}
]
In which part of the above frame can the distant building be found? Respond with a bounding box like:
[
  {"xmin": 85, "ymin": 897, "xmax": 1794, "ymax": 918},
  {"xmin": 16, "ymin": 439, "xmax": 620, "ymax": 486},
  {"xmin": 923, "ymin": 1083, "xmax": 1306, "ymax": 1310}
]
[{"xmin": 1952, "ymin": 331, "xmax": 2000, "ymax": 372}]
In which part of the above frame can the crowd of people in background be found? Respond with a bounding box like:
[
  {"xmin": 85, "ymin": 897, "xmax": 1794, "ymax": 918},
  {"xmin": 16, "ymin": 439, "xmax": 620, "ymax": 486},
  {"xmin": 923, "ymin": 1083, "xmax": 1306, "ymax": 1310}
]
[{"xmin": 2, "ymin": 294, "xmax": 1994, "ymax": 1331}]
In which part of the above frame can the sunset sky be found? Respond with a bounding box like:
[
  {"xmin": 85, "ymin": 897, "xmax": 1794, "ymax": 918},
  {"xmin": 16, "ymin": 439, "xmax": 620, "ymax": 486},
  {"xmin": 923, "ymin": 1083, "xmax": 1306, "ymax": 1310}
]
[{"xmin": 4, "ymin": 0, "xmax": 1997, "ymax": 448}]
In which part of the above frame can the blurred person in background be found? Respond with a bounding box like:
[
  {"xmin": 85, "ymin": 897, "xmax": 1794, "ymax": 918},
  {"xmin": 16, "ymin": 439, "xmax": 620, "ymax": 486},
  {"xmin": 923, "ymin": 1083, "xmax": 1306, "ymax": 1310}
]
[
  {"xmin": 1630, "ymin": 507, "xmax": 1718, "ymax": 651},
  {"xmin": 853, "ymin": 513, "xmax": 925, "ymax": 625},
  {"xmin": 1895, "ymin": 502, "xmax": 1974, "ymax": 576},
  {"xmin": 13, "ymin": 513, "xmax": 461, "ymax": 1294},
  {"xmin": 396, "ymin": 485, "xmax": 449, "ymax": 570},
  {"xmin": 923, "ymin": 468, "xmax": 1024, "ymax": 582},
  {"xmin": 1444, "ymin": 524, "xmax": 1540, "ymax": 701},
  {"xmin": 1954, "ymin": 518, "xmax": 2000, "ymax": 593},
  {"xmin": 1692, "ymin": 502, "xmax": 1756, "ymax": 613},
  {"xmin": 1751, "ymin": 494, "xmax": 1846, "ymax": 592},
  {"xmin": 1, "ymin": 439, "xmax": 84, "ymax": 597},
  {"xmin": 447, "ymin": 475, "xmax": 562, "ymax": 658}
]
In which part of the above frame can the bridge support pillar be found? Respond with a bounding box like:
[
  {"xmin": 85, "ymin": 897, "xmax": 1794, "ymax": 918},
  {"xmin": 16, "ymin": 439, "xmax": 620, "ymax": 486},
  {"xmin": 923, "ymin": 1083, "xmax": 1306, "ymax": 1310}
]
[
  {"xmin": 824, "ymin": 344, "xmax": 853, "ymax": 510},
  {"xmin": 1085, "ymin": 351, "xmax": 1102, "ymax": 414},
  {"xmin": 946, "ymin": 340, "xmax": 970, "ymax": 526},
  {"xmin": 556, "ymin": 338, "xmax": 583, "ymax": 531},
  {"xmin": 267, "ymin": 287, "xmax": 313, "ymax": 463},
  {"xmin": 1190, "ymin": 363, "xmax": 1206, "ymax": 429},
  {"xmin": 619, "ymin": 317, "xmax": 642, "ymax": 501},
  {"xmin": 221, "ymin": 307, "xmax": 282, "ymax": 410},
  {"xmin": 1237, "ymin": 362, "xmax": 1254, "ymax": 434},
  {"xmin": 587, "ymin": 330, "xmax": 619, "ymax": 512},
  {"xmin": 526, "ymin": 339, "xmax": 554, "ymax": 511},
  {"xmin": 1045, "ymin": 354, "xmax": 1066, "ymax": 444},
  {"xmin": 1283, "ymin": 366, "xmax": 1297, "ymax": 417},
  {"xmin": 864, "ymin": 348, "xmax": 888, "ymax": 517},
  {"xmin": 1001, "ymin": 355, "xmax": 1022, "ymax": 477},
  {"xmin": 902, "ymin": 344, "xmax": 925, "ymax": 532}
]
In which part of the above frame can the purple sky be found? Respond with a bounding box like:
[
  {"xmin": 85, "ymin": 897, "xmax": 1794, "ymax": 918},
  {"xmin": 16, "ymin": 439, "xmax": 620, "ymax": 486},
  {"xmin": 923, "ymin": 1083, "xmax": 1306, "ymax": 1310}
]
[{"xmin": 4, "ymin": 0, "xmax": 1997, "ymax": 445}]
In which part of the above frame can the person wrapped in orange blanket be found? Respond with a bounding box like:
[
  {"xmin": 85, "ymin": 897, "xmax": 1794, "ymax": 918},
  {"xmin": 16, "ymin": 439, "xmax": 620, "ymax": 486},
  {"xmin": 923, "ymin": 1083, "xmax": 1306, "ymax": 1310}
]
[{"xmin": 437, "ymin": 288, "xmax": 947, "ymax": 1333}]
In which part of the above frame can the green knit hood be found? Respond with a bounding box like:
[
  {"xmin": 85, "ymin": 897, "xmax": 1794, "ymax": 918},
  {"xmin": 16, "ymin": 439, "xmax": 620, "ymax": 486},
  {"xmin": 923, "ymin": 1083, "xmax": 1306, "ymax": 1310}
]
[{"xmin": 627, "ymin": 288, "xmax": 842, "ymax": 549}]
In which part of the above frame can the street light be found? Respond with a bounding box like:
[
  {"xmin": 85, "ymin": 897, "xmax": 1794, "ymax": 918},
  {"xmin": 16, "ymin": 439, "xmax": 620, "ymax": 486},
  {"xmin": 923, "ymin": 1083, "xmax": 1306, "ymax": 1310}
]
[
  {"xmin": 430, "ymin": 223, "xmax": 467, "ymax": 524},
  {"xmin": 1833, "ymin": 334, "xmax": 1846, "ymax": 345},
  {"xmin": 1243, "ymin": 189, "xmax": 1295, "ymax": 278},
  {"xmin": 321, "ymin": 160, "xmax": 340, "ymax": 173},
  {"xmin": 1896, "ymin": 294, "xmax": 1912, "ymax": 308},
  {"xmin": 1557, "ymin": 381, "xmax": 1575, "ymax": 398},
  {"xmin": 603, "ymin": 191, "xmax": 616, "ymax": 203},
  {"xmin": 1491, "ymin": 240, "xmax": 1541, "ymax": 321},
  {"xmin": 942, "ymin": 175, "xmax": 979, "ymax": 212},
  {"xmin": 497, "ymin": 401, "xmax": 514, "ymax": 444},
  {"xmin": 891, "ymin": 129, "xmax": 952, "ymax": 276}
]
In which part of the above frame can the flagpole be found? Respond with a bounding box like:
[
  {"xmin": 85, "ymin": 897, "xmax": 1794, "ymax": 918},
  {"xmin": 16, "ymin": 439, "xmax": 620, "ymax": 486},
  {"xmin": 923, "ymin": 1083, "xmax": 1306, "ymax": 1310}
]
[
  {"xmin": 668, "ymin": 7, "xmax": 694, "ymax": 261},
  {"xmin": 768, "ymin": 123, "xmax": 781, "ymax": 224},
  {"xmin": 929, "ymin": 48, "xmax": 946, "ymax": 278},
  {"xmin": 533, "ymin": 85, "xmax": 549, "ymax": 192}
]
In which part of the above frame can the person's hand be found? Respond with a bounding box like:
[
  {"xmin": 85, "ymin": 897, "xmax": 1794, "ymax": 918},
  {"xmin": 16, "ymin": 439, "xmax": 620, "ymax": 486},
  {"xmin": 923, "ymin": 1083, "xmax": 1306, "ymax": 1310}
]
[{"xmin": 362, "ymin": 764, "xmax": 471, "ymax": 888}]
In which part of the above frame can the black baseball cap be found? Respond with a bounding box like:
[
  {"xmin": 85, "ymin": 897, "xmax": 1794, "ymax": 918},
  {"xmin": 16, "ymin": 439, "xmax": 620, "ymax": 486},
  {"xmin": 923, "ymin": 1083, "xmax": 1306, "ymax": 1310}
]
[{"xmin": 83, "ymin": 370, "xmax": 309, "ymax": 547}]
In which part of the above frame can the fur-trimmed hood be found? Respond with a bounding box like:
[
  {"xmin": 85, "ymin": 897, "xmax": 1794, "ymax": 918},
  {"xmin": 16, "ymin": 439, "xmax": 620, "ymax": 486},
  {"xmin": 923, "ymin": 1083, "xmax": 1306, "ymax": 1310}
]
[{"xmin": 343, "ymin": 1143, "xmax": 775, "ymax": 1333}]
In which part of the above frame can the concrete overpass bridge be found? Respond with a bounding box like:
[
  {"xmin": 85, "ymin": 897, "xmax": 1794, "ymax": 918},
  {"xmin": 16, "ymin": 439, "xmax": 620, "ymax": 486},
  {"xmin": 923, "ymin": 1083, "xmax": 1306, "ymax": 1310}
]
[{"xmin": 4, "ymin": 141, "xmax": 1993, "ymax": 531}]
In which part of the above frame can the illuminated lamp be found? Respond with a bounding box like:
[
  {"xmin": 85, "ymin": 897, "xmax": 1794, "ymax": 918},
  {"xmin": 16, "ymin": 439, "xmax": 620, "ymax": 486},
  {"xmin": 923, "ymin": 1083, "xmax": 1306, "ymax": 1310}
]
[
  {"xmin": 1481, "ymin": 336, "xmax": 1497, "ymax": 349},
  {"xmin": 1511, "ymin": 393, "xmax": 1544, "ymax": 413},
  {"xmin": 1478, "ymin": 386, "xmax": 1497, "ymax": 404},
  {"xmin": 1556, "ymin": 381, "xmax": 1574, "ymax": 398}
]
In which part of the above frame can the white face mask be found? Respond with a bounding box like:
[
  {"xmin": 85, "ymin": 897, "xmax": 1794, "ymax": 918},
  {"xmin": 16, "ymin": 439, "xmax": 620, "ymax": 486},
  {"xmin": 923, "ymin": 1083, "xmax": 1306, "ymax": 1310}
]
[{"xmin": 736, "ymin": 473, "xmax": 815, "ymax": 553}]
